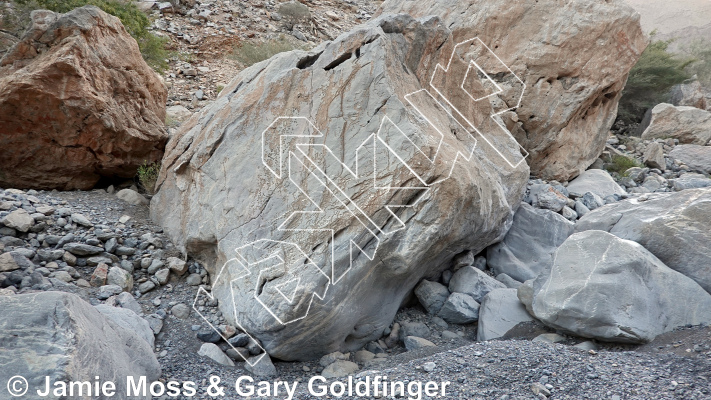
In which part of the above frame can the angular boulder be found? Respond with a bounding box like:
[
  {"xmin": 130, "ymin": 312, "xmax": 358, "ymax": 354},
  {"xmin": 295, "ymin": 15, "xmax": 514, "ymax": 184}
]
[
  {"xmin": 477, "ymin": 288, "xmax": 535, "ymax": 341},
  {"xmin": 641, "ymin": 103, "xmax": 711, "ymax": 145},
  {"xmin": 565, "ymin": 169, "xmax": 626, "ymax": 198},
  {"xmin": 0, "ymin": 292, "xmax": 161, "ymax": 399},
  {"xmin": 0, "ymin": 6, "xmax": 168, "ymax": 190},
  {"xmin": 519, "ymin": 230, "xmax": 711, "ymax": 343},
  {"xmin": 487, "ymin": 202, "xmax": 575, "ymax": 282},
  {"xmin": 378, "ymin": 0, "xmax": 647, "ymax": 181},
  {"xmin": 448, "ymin": 266, "xmax": 506, "ymax": 303},
  {"xmin": 576, "ymin": 188, "xmax": 711, "ymax": 293},
  {"xmin": 151, "ymin": 14, "xmax": 528, "ymax": 360},
  {"xmin": 669, "ymin": 145, "xmax": 711, "ymax": 174}
]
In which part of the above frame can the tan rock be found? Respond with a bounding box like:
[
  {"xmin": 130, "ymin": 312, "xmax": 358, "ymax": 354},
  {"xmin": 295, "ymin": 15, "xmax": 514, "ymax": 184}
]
[
  {"xmin": 377, "ymin": 0, "xmax": 647, "ymax": 181},
  {"xmin": 0, "ymin": 7, "xmax": 168, "ymax": 190},
  {"xmin": 90, "ymin": 263, "xmax": 109, "ymax": 287},
  {"xmin": 641, "ymin": 103, "xmax": 711, "ymax": 145}
]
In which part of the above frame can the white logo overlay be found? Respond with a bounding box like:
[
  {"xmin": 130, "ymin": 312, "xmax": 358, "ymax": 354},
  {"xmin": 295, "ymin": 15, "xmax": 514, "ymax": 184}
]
[{"xmin": 194, "ymin": 38, "xmax": 527, "ymax": 366}]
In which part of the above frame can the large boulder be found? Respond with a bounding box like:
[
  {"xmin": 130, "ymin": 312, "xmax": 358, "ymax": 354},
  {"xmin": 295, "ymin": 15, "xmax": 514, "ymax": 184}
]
[
  {"xmin": 519, "ymin": 231, "xmax": 711, "ymax": 343},
  {"xmin": 669, "ymin": 145, "xmax": 711, "ymax": 174},
  {"xmin": 0, "ymin": 6, "xmax": 168, "ymax": 190},
  {"xmin": 151, "ymin": 14, "xmax": 528, "ymax": 360},
  {"xmin": 641, "ymin": 103, "xmax": 711, "ymax": 145},
  {"xmin": 378, "ymin": 0, "xmax": 647, "ymax": 181},
  {"xmin": 565, "ymin": 169, "xmax": 626, "ymax": 198},
  {"xmin": 0, "ymin": 292, "xmax": 161, "ymax": 399},
  {"xmin": 576, "ymin": 188, "xmax": 711, "ymax": 293},
  {"xmin": 477, "ymin": 288, "xmax": 535, "ymax": 341},
  {"xmin": 487, "ymin": 202, "xmax": 575, "ymax": 282}
]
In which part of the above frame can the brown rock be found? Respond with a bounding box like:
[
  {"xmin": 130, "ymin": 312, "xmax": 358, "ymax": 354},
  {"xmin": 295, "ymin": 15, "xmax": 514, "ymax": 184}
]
[
  {"xmin": 0, "ymin": 6, "xmax": 168, "ymax": 190},
  {"xmin": 90, "ymin": 263, "xmax": 109, "ymax": 287},
  {"xmin": 641, "ymin": 103, "xmax": 711, "ymax": 145},
  {"xmin": 377, "ymin": 0, "xmax": 647, "ymax": 181}
]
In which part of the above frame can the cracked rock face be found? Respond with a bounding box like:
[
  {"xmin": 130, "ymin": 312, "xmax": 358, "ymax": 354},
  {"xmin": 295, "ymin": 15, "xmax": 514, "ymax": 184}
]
[
  {"xmin": 0, "ymin": 6, "xmax": 168, "ymax": 190},
  {"xmin": 519, "ymin": 230, "xmax": 711, "ymax": 344},
  {"xmin": 152, "ymin": 14, "xmax": 528, "ymax": 360},
  {"xmin": 378, "ymin": 0, "xmax": 647, "ymax": 182}
]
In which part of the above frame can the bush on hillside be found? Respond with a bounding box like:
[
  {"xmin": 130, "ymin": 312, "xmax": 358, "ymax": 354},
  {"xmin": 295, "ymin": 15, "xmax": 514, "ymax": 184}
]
[
  {"xmin": 230, "ymin": 35, "xmax": 304, "ymax": 67},
  {"xmin": 684, "ymin": 39, "xmax": 711, "ymax": 85},
  {"xmin": 618, "ymin": 38, "xmax": 693, "ymax": 123},
  {"xmin": 3, "ymin": 0, "xmax": 169, "ymax": 72}
]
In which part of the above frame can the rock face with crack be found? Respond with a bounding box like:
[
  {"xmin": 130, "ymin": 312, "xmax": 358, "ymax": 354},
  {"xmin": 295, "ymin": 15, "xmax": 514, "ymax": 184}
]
[
  {"xmin": 0, "ymin": 6, "xmax": 168, "ymax": 190},
  {"xmin": 519, "ymin": 230, "xmax": 711, "ymax": 343},
  {"xmin": 152, "ymin": 14, "xmax": 528, "ymax": 360},
  {"xmin": 377, "ymin": 0, "xmax": 647, "ymax": 181},
  {"xmin": 576, "ymin": 188, "xmax": 711, "ymax": 294},
  {"xmin": 0, "ymin": 292, "xmax": 161, "ymax": 399}
]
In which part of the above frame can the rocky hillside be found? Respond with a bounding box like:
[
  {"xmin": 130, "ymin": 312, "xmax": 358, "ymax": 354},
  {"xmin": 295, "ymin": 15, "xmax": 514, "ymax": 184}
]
[{"xmin": 0, "ymin": 1, "xmax": 710, "ymax": 399}]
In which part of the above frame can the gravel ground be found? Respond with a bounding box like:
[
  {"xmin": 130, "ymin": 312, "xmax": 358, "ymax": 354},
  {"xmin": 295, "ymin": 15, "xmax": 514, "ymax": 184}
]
[{"xmin": 3, "ymin": 188, "xmax": 710, "ymax": 400}]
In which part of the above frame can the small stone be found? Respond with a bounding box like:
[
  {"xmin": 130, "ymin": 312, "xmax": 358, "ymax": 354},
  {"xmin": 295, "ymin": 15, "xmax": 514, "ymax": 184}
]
[
  {"xmin": 155, "ymin": 268, "xmax": 170, "ymax": 285},
  {"xmin": 319, "ymin": 351, "xmax": 348, "ymax": 367},
  {"xmin": 228, "ymin": 333, "xmax": 250, "ymax": 348},
  {"xmin": 70, "ymin": 213, "xmax": 93, "ymax": 227},
  {"xmin": 226, "ymin": 347, "xmax": 250, "ymax": 361},
  {"xmin": 198, "ymin": 343, "xmax": 234, "ymax": 366},
  {"xmin": 90, "ymin": 263, "xmax": 109, "ymax": 287},
  {"xmin": 414, "ymin": 280, "xmax": 450, "ymax": 315},
  {"xmin": 64, "ymin": 243, "xmax": 103, "ymax": 256},
  {"xmin": 167, "ymin": 257, "xmax": 188, "ymax": 275},
  {"xmin": 107, "ymin": 266, "xmax": 133, "ymax": 292},
  {"xmin": 422, "ymin": 362, "xmax": 436, "ymax": 372},
  {"xmin": 186, "ymin": 273, "xmax": 202, "ymax": 286},
  {"xmin": 171, "ymin": 303, "xmax": 190, "ymax": 319},
  {"xmin": 322, "ymin": 360, "xmax": 359, "ymax": 378},
  {"xmin": 403, "ymin": 336, "xmax": 436, "ymax": 351},
  {"xmin": 354, "ymin": 350, "xmax": 375, "ymax": 363},
  {"xmin": 197, "ymin": 328, "xmax": 222, "ymax": 343},
  {"xmin": 97, "ymin": 284, "xmax": 123, "ymax": 300},
  {"xmin": 437, "ymin": 292, "xmax": 480, "ymax": 324},
  {"xmin": 531, "ymin": 382, "xmax": 551, "ymax": 397},
  {"xmin": 62, "ymin": 251, "xmax": 77, "ymax": 266},
  {"xmin": 118, "ymin": 215, "xmax": 131, "ymax": 224},
  {"xmin": 1, "ymin": 209, "xmax": 34, "ymax": 232},
  {"xmin": 245, "ymin": 354, "xmax": 277, "ymax": 377},
  {"xmin": 533, "ymin": 333, "xmax": 566, "ymax": 344},
  {"xmin": 116, "ymin": 189, "xmax": 148, "ymax": 206},
  {"xmin": 138, "ymin": 280, "xmax": 156, "ymax": 294}
]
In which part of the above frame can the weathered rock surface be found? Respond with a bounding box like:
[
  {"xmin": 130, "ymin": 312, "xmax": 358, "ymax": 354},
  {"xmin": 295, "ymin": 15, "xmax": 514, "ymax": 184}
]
[
  {"xmin": 477, "ymin": 288, "xmax": 534, "ymax": 341},
  {"xmin": 576, "ymin": 188, "xmax": 711, "ymax": 293},
  {"xmin": 448, "ymin": 266, "xmax": 506, "ymax": 303},
  {"xmin": 487, "ymin": 203, "xmax": 574, "ymax": 282},
  {"xmin": 519, "ymin": 231, "xmax": 711, "ymax": 343},
  {"xmin": 437, "ymin": 292, "xmax": 479, "ymax": 324},
  {"xmin": 0, "ymin": 6, "xmax": 168, "ymax": 190},
  {"xmin": 669, "ymin": 145, "xmax": 711, "ymax": 174},
  {"xmin": 0, "ymin": 292, "xmax": 160, "ymax": 399},
  {"xmin": 151, "ymin": 14, "xmax": 528, "ymax": 360},
  {"xmin": 95, "ymin": 304, "xmax": 155, "ymax": 348},
  {"xmin": 641, "ymin": 103, "xmax": 711, "ymax": 145},
  {"xmin": 378, "ymin": 0, "xmax": 647, "ymax": 181},
  {"xmin": 565, "ymin": 169, "xmax": 626, "ymax": 198}
]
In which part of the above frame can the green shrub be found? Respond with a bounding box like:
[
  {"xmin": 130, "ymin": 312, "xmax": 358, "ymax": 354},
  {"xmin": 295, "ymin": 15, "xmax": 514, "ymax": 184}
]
[
  {"xmin": 618, "ymin": 38, "xmax": 694, "ymax": 123},
  {"xmin": 684, "ymin": 39, "xmax": 711, "ymax": 85},
  {"xmin": 137, "ymin": 161, "xmax": 160, "ymax": 194},
  {"xmin": 230, "ymin": 35, "xmax": 303, "ymax": 67},
  {"xmin": 607, "ymin": 155, "xmax": 641, "ymax": 175},
  {"xmin": 8, "ymin": 0, "xmax": 169, "ymax": 72}
]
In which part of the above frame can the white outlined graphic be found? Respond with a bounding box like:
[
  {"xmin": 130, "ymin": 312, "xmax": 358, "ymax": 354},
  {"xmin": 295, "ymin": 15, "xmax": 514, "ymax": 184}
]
[{"xmin": 194, "ymin": 37, "xmax": 528, "ymax": 366}]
